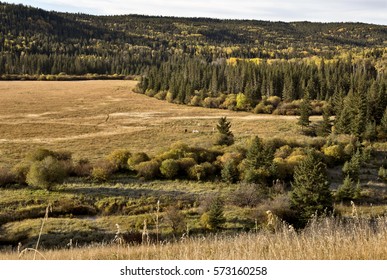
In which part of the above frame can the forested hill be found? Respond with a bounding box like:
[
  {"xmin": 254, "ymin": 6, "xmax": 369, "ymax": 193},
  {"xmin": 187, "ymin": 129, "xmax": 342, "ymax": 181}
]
[{"xmin": 0, "ymin": 1, "xmax": 386, "ymax": 76}]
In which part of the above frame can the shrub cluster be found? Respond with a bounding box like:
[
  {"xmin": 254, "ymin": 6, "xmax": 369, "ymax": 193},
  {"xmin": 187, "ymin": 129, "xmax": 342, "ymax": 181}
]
[{"xmin": 10, "ymin": 148, "xmax": 72, "ymax": 190}]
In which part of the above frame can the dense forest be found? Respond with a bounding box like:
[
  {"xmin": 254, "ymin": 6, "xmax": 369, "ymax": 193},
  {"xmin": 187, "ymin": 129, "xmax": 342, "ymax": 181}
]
[{"xmin": 0, "ymin": 1, "xmax": 386, "ymax": 76}]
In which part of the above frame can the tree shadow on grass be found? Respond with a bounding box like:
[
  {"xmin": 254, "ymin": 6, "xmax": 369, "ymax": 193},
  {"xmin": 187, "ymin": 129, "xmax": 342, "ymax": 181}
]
[{"xmin": 61, "ymin": 185, "xmax": 196, "ymax": 203}]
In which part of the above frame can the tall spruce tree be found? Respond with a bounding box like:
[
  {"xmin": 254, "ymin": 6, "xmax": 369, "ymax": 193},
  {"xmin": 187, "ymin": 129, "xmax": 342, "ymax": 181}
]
[
  {"xmin": 298, "ymin": 92, "xmax": 311, "ymax": 130},
  {"xmin": 242, "ymin": 136, "xmax": 274, "ymax": 183},
  {"xmin": 205, "ymin": 196, "xmax": 225, "ymax": 230},
  {"xmin": 378, "ymin": 107, "xmax": 387, "ymax": 138},
  {"xmin": 318, "ymin": 105, "xmax": 332, "ymax": 136},
  {"xmin": 290, "ymin": 150, "xmax": 333, "ymax": 224},
  {"xmin": 214, "ymin": 117, "xmax": 234, "ymax": 146}
]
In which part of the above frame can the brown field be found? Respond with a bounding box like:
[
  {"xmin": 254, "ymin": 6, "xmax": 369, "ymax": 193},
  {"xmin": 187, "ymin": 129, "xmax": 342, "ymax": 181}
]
[{"xmin": 0, "ymin": 80, "xmax": 310, "ymax": 167}]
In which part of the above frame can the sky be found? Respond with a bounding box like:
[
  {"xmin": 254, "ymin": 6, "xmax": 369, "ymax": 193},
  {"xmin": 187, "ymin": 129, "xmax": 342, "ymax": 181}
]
[{"xmin": 4, "ymin": 0, "xmax": 387, "ymax": 25}]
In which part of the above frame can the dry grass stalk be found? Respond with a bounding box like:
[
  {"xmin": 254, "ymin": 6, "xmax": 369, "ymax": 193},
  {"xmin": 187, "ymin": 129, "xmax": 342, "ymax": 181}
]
[
  {"xmin": 113, "ymin": 224, "xmax": 124, "ymax": 245},
  {"xmin": 351, "ymin": 200, "xmax": 359, "ymax": 219},
  {"xmin": 34, "ymin": 204, "xmax": 52, "ymax": 260},
  {"xmin": 266, "ymin": 210, "xmax": 280, "ymax": 232},
  {"xmin": 18, "ymin": 204, "xmax": 52, "ymax": 260},
  {"xmin": 19, "ymin": 248, "xmax": 47, "ymax": 260},
  {"xmin": 152, "ymin": 200, "xmax": 161, "ymax": 244},
  {"xmin": 142, "ymin": 219, "xmax": 150, "ymax": 245}
]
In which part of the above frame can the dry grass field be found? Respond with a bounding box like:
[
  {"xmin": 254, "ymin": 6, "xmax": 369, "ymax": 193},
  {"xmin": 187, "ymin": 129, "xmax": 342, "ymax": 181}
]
[
  {"xmin": 0, "ymin": 80, "xmax": 311, "ymax": 167},
  {"xmin": 2, "ymin": 216, "xmax": 386, "ymax": 260}
]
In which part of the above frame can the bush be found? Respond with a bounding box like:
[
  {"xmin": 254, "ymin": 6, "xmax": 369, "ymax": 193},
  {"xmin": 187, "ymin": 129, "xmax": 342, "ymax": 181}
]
[
  {"xmin": 72, "ymin": 158, "xmax": 92, "ymax": 177},
  {"xmin": 26, "ymin": 156, "xmax": 67, "ymax": 190},
  {"xmin": 25, "ymin": 148, "xmax": 55, "ymax": 162},
  {"xmin": 217, "ymin": 152, "xmax": 244, "ymax": 165},
  {"xmin": 188, "ymin": 162, "xmax": 216, "ymax": 181},
  {"xmin": 189, "ymin": 95, "xmax": 202, "ymax": 106},
  {"xmin": 177, "ymin": 157, "xmax": 197, "ymax": 177},
  {"xmin": 91, "ymin": 160, "xmax": 115, "ymax": 182},
  {"xmin": 253, "ymin": 103, "xmax": 274, "ymax": 114},
  {"xmin": 164, "ymin": 206, "xmax": 186, "ymax": 235},
  {"xmin": 236, "ymin": 93, "xmax": 250, "ymax": 110},
  {"xmin": 136, "ymin": 160, "xmax": 161, "ymax": 180},
  {"xmin": 166, "ymin": 91, "xmax": 174, "ymax": 103},
  {"xmin": 221, "ymin": 94, "xmax": 237, "ymax": 110},
  {"xmin": 12, "ymin": 161, "xmax": 31, "ymax": 184},
  {"xmin": 154, "ymin": 91, "xmax": 167, "ymax": 100},
  {"xmin": 25, "ymin": 148, "xmax": 71, "ymax": 162},
  {"xmin": 107, "ymin": 149, "xmax": 131, "ymax": 171},
  {"xmin": 344, "ymin": 143, "xmax": 356, "ymax": 156},
  {"xmin": 203, "ymin": 97, "xmax": 223, "ymax": 108},
  {"xmin": 0, "ymin": 166, "xmax": 16, "ymax": 187},
  {"xmin": 322, "ymin": 144, "xmax": 345, "ymax": 166},
  {"xmin": 53, "ymin": 150, "xmax": 72, "ymax": 161},
  {"xmin": 127, "ymin": 152, "xmax": 150, "ymax": 171},
  {"xmin": 253, "ymin": 102, "xmax": 266, "ymax": 114},
  {"xmin": 267, "ymin": 96, "xmax": 281, "ymax": 107},
  {"xmin": 273, "ymin": 157, "xmax": 293, "ymax": 179},
  {"xmin": 285, "ymin": 154, "xmax": 306, "ymax": 171},
  {"xmin": 275, "ymin": 145, "xmax": 293, "ymax": 159},
  {"xmin": 160, "ymin": 159, "xmax": 180, "ymax": 179},
  {"xmin": 229, "ymin": 184, "xmax": 266, "ymax": 207},
  {"xmin": 378, "ymin": 167, "xmax": 387, "ymax": 181}
]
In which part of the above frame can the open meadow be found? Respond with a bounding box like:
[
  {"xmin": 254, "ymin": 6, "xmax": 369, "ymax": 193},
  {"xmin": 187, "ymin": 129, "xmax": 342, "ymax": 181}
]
[
  {"xmin": 0, "ymin": 80, "xmax": 311, "ymax": 167},
  {"xmin": 0, "ymin": 81, "xmax": 386, "ymax": 260}
]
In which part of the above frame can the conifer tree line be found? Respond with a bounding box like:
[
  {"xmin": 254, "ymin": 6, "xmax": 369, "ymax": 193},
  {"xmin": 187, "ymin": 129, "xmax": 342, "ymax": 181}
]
[{"xmin": 138, "ymin": 55, "xmax": 386, "ymax": 138}]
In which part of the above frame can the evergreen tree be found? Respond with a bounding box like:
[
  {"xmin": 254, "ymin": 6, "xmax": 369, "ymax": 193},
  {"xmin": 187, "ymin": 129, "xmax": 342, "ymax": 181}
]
[
  {"xmin": 290, "ymin": 150, "xmax": 333, "ymax": 224},
  {"xmin": 334, "ymin": 90, "xmax": 354, "ymax": 134},
  {"xmin": 363, "ymin": 121, "xmax": 377, "ymax": 141},
  {"xmin": 214, "ymin": 117, "xmax": 234, "ymax": 146},
  {"xmin": 203, "ymin": 196, "xmax": 225, "ymax": 230},
  {"xmin": 342, "ymin": 148, "xmax": 362, "ymax": 181},
  {"xmin": 242, "ymin": 136, "xmax": 274, "ymax": 183},
  {"xmin": 298, "ymin": 92, "xmax": 311, "ymax": 130},
  {"xmin": 221, "ymin": 160, "xmax": 239, "ymax": 183},
  {"xmin": 335, "ymin": 175, "xmax": 360, "ymax": 201},
  {"xmin": 282, "ymin": 75, "xmax": 294, "ymax": 101},
  {"xmin": 317, "ymin": 105, "xmax": 332, "ymax": 136},
  {"xmin": 378, "ymin": 107, "xmax": 387, "ymax": 139}
]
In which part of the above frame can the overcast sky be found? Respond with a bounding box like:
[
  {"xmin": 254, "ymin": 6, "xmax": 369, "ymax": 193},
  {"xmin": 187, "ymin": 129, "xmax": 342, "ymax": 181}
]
[{"xmin": 5, "ymin": 0, "xmax": 387, "ymax": 25}]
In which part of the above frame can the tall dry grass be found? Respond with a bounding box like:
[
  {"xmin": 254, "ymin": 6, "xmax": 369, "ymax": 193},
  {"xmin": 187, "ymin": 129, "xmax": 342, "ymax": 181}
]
[{"xmin": 2, "ymin": 216, "xmax": 386, "ymax": 260}]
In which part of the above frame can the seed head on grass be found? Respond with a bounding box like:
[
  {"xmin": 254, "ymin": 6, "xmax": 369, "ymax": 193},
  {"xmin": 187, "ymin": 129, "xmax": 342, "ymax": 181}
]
[
  {"xmin": 113, "ymin": 224, "xmax": 124, "ymax": 245},
  {"xmin": 19, "ymin": 204, "xmax": 52, "ymax": 260}
]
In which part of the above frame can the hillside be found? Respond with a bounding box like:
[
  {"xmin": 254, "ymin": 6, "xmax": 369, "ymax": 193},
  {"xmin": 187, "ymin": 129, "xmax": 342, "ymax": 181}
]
[{"xmin": 0, "ymin": 1, "xmax": 386, "ymax": 76}]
